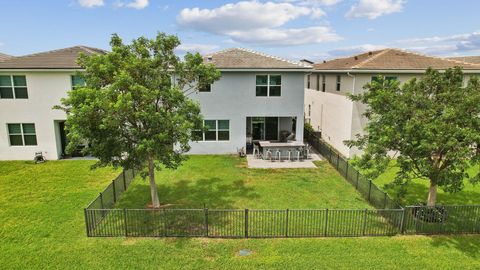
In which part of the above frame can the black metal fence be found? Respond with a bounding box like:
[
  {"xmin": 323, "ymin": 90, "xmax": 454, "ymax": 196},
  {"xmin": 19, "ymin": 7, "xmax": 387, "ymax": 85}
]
[
  {"xmin": 84, "ymin": 141, "xmax": 480, "ymax": 238},
  {"xmin": 305, "ymin": 130, "xmax": 402, "ymax": 210}
]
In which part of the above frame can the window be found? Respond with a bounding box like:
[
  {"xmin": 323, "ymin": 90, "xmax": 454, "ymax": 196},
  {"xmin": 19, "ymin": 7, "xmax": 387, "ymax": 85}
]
[
  {"xmin": 307, "ymin": 74, "xmax": 311, "ymax": 89},
  {"xmin": 8, "ymin": 123, "xmax": 37, "ymax": 146},
  {"xmin": 194, "ymin": 120, "xmax": 230, "ymax": 141},
  {"xmin": 256, "ymin": 75, "xmax": 281, "ymax": 97},
  {"xmin": 308, "ymin": 104, "xmax": 311, "ymax": 117},
  {"xmin": 316, "ymin": 74, "xmax": 320, "ymax": 91},
  {"xmin": 336, "ymin": 75, "xmax": 341, "ymax": 91},
  {"xmin": 198, "ymin": 76, "xmax": 211, "ymax": 92},
  {"xmin": 322, "ymin": 74, "xmax": 326, "ymax": 92},
  {"xmin": 71, "ymin": 75, "xmax": 86, "ymax": 89},
  {"xmin": 0, "ymin": 75, "xmax": 28, "ymax": 99},
  {"xmin": 371, "ymin": 76, "xmax": 398, "ymax": 83}
]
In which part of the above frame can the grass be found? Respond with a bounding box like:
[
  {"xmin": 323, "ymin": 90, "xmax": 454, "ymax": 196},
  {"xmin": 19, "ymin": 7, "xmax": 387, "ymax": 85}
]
[
  {"xmin": 117, "ymin": 155, "xmax": 372, "ymax": 209},
  {"xmin": 2, "ymin": 159, "xmax": 480, "ymax": 269},
  {"xmin": 373, "ymin": 163, "xmax": 480, "ymax": 206}
]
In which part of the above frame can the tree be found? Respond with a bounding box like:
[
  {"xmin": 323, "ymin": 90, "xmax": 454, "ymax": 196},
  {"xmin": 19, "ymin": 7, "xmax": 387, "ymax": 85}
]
[
  {"xmin": 347, "ymin": 68, "xmax": 480, "ymax": 207},
  {"xmin": 56, "ymin": 33, "xmax": 220, "ymax": 208}
]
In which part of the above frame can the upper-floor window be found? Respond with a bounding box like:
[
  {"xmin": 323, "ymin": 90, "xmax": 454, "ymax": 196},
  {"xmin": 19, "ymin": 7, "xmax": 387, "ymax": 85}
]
[
  {"xmin": 71, "ymin": 75, "xmax": 86, "ymax": 89},
  {"xmin": 322, "ymin": 74, "xmax": 326, "ymax": 92},
  {"xmin": 193, "ymin": 120, "xmax": 230, "ymax": 141},
  {"xmin": 371, "ymin": 76, "xmax": 398, "ymax": 83},
  {"xmin": 8, "ymin": 123, "xmax": 37, "ymax": 146},
  {"xmin": 0, "ymin": 75, "xmax": 28, "ymax": 99},
  {"xmin": 336, "ymin": 75, "xmax": 341, "ymax": 91},
  {"xmin": 308, "ymin": 104, "xmax": 311, "ymax": 117},
  {"xmin": 307, "ymin": 74, "xmax": 311, "ymax": 89},
  {"xmin": 256, "ymin": 75, "xmax": 281, "ymax": 97},
  {"xmin": 316, "ymin": 74, "xmax": 320, "ymax": 91}
]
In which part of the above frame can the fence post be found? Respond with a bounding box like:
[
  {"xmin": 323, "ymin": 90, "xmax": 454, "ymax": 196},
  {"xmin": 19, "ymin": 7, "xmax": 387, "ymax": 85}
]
[
  {"xmin": 122, "ymin": 170, "xmax": 127, "ymax": 191},
  {"xmin": 324, "ymin": 209, "xmax": 329, "ymax": 237},
  {"xmin": 329, "ymin": 146, "xmax": 333, "ymax": 163},
  {"xmin": 362, "ymin": 209, "xmax": 368, "ymax": 236},
  {"xmin": 356, "ymin": 170, "xmax": 360, "ymax": 190},
  {"xmin": 400, "ymin": 207, "xmax": 406, "ymax": 234},
  {"xmin": 383, "ymin": 193, "xmax": 387, "ymax": 209},
  {"xmin": 123, "ymin": 208, "xmax": 128, "ymax": 237},
  {"xmin": 204, "ymin": 208, "xmax": 209, "ymax": 237},
  {"xmin": 368, "ymin": 180, "xmax": 372, "ymax": 201},
  {"xmin": 100, "ymin": 193, "xmax": 104, "ymax": 209},
  {"xmin": 112, "ymin": 180, "xmax": 117, "ymax": 203},
  {"xmin": 336, "ymin": 153, "xmax": 340, "ymax": 169},
  {"xmin": 285, "ymin": 209, "xmax": 289, "ymax": 238},
  {"xmin": 84, "ymin": 208, "xmax": 90, "ymax": 237},
  {"xmin": 244, "ymin": 209, "xmax": 249, "ymax": 238},
  {"xmin": 345, "ymin": 161, "xmax": 349, "ymax": 179}
]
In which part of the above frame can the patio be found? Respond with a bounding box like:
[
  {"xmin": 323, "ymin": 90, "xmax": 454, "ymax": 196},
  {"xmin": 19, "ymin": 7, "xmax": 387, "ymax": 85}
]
[{"xmin": 246, "ymin": 148, "xmax": 323, "ymax": 168}]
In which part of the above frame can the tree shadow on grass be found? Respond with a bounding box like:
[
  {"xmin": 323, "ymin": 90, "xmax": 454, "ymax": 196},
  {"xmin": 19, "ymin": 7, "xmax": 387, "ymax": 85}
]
[
  {"xmin": 428, "ymin": 235, "xmax": 480, "ymax": 258},
  {"xmin": 117, "ymin": 177, "xmax": 259, "ymax": 209}
]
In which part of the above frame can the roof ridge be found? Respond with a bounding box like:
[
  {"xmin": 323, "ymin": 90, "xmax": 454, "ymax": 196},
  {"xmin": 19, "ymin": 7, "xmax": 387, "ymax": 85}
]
[
  {"xmin": 14, "ymin": 45, "xmax": 102, "ymax": 59},
  {"xmin": 352, "ymin": 48, "xmax": 391, "ymax": 69},
  {"xmin": 237, "ymin": 47, "xmax": 311, "ymax": 67},
  {"xmin": 394, "ymin": 48, "xmax": 480, "ymax": 68}
]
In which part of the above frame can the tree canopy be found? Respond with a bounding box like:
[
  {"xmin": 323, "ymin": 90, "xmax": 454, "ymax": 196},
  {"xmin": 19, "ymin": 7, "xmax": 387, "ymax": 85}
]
[
  {"xmin": 56, "ymin": 33, "xmax": 220, "ymax": 207},
  {"xmin": 347, "ymin": 68, "xmax": 480, "ymax": 206}
]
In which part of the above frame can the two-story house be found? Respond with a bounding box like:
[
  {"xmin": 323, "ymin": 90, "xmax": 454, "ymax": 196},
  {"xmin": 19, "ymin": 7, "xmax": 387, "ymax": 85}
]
[
  {"xmin": 0, "ymin": 47, "xmax": 310, "ymax": 160},
  {"xmin": 0, "ymin": 46, "xmax": 104, "ymax": 160},
  {"xmin": 189, "ymin": 48, "xmax": 311, "ymax": 154},
  {"xmin": 305, "ymin": 48, "xmax": 480, "ymax": 158}
]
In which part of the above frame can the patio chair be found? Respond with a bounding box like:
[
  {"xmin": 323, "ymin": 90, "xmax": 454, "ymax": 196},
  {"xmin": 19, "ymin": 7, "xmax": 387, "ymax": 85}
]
[
  {"xmin": 294, "ymin": 147, "xmax": 302, "ymax": 162},
  {"xmin": 253, "ymin": 144, "xmax": 261, "ymax": 158},
  {"xmin": 266, "ymin": 149, "xmax": 273, "ymax": 161},
  {"xmin": 287, "ymin": 149, "xmax": 293, "ymax": 161},
  {"xmin": 304, "ymin": 144, "xmax": 312, "ymax": 160},
  {"xmin": 274, "ymin": 149, "xmax": 282, "ymax": 162}
]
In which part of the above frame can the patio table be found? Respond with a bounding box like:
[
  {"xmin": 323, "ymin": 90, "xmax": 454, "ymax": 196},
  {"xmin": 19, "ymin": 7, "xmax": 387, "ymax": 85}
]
[{"xmin": 258, "ymin": 141, "xmax": 306, "ymax": 160}]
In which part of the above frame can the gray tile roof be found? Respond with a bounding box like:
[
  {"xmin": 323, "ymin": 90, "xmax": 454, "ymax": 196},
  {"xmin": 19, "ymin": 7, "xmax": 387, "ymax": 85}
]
[
  {"xmin": 314, "ymin": 48, "xmax": 480, "ymax": 70},
  {"xmin": 0, "ymin": 46, "xmax": 106, "ymax": 69},
  {"xmin": 203, "ymin": 48, "xmax": 311, "ymax": 69},
  {"xmin": 0, "ymin": 52, "xmax": 13, "ymax": 62}
]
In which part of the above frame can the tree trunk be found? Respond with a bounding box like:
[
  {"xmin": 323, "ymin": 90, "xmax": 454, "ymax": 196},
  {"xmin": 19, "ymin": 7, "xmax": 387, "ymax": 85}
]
[
  {"xmin": 148, "ymin": 156, "xmax": 161, "ymax": 208},
  {"xmin": 427, "ymin": 181, "xmax": 437, "ymax": 207}
]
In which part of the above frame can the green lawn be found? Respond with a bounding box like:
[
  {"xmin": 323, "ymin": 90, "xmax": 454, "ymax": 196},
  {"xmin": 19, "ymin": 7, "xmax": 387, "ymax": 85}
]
[
  {"xmin": 373, "ymin": 163, "xmax": 480, "ymax": 206},
  {"xmin": 117, "ymin": 155, "xmax": 371, "ymax": 209},
  {"xmin": 2, "ymin": 159, "xmax": 480, "ymax": 269}
]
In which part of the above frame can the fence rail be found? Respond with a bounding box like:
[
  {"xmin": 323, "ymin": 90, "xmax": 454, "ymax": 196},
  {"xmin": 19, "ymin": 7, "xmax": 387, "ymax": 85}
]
[
  {"xmin": 84, "ymin": 139, "xmax": 480, "ymax": 238},
  {"xmin": 305, "ymin": 130, "xmax": 402, "ymax": 210}
]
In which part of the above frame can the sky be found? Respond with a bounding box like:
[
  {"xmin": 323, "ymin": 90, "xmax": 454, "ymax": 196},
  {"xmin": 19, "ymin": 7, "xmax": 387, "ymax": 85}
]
[{"xmin": 0, "ymin": 0, "xmax": 479, "ymax": 61}]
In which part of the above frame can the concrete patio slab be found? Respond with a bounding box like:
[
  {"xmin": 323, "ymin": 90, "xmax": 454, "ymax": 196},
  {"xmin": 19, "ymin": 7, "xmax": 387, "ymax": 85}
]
[{"xmin": 246, "ymin": 150, "xmax": 323, "ymax": 169}]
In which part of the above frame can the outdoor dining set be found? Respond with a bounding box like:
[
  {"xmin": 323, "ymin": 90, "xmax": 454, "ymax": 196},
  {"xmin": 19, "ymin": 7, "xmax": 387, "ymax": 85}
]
[{"xmin": 252, "ymin": 141, "xmax": 312, "ymax": 161}]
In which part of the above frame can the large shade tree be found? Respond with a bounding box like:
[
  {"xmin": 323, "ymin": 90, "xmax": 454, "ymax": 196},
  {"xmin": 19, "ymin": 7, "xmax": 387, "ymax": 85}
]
[
  {"xmin": 56, "ymin": 33, "xmax": 220, "ymax": 208},
  {"xmin": 347, "ymin": 68, "xmax": 480, "ymax": 206}
]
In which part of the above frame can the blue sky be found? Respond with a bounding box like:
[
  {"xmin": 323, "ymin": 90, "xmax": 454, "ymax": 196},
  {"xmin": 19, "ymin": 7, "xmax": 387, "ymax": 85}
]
[{"xmin": 0, "ymin": 0, "xmax": 479, "ymax": 61}]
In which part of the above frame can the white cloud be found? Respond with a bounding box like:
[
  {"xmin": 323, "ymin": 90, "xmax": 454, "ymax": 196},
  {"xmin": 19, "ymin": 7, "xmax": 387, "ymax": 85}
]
[
  {"xmin": 114, "ymin": 0, "xmax": 149, "ymax": 9},
  {"xmin": 327, "ymin": 44, "xmax": 387, "ymax": 57},
  {"xmin": 176, "ymin": 43, "xmax": 220, "ymax": 54},
  {"xmin": 346, "ymin": 0, "xmax": 404, "ymax": 19},
  {"xmin": 78, "ymin": 0, "xmax": 104, "ymax": 8},
  {"xmin": 177, "ymin": 1, "xmax": 338, "ymax": 46},
  {"xmin": 229, "ymin": 26, "xmax": 341, "ymax": 46}
]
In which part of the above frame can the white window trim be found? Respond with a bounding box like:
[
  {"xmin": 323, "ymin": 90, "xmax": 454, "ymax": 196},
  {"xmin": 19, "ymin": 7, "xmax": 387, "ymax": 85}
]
[
  {"xmin": 7, "ymin": 123, "xmax": 37, "ymax": 146},
  {"xmin": 0, "ymin": 75, "xmax": 27, "ymax": 99},
  {"xmin": 197, "ymin": 120, "xmax": 230, "ymax": 142},
  {"xmin": 256, "ymin": 74, "xmax": 282, "ymax": 97}
]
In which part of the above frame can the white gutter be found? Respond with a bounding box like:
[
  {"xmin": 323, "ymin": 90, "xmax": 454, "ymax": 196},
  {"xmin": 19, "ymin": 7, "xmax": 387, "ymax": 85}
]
[{"xmin": 347, "ymin": 72, "xmax": 356, "ymax": 95}]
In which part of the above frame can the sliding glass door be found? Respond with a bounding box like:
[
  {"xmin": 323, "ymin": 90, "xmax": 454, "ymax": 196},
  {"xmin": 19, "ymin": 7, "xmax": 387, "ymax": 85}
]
[{"xmin": 250, "ymin": 117, "xmax": 278, "ymax": 141}]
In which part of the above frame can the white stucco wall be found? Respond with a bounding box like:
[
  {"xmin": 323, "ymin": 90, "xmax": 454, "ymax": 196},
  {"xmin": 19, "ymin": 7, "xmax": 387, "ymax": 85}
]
[
  {"xmin": 188, "ymin": 71, "xmax": 306, "ymax": 154},
  {"xmin": 0, "ymin": 71, "xmax": 72, "ymax": 160}
]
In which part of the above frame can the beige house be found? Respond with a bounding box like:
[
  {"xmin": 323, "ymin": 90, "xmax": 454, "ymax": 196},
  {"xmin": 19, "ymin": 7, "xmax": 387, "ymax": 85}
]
[{"xmin": 305, "ymin": 48, "xmax": 480, "ymax": 157}]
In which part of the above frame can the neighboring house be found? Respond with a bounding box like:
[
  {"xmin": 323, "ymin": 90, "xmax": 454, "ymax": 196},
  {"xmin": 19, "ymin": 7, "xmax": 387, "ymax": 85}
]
[
  {"xmin": 305, "ymin": 48, "xmax": 480, "ymax": 158},
  {"xmin": 0, "ymin": 46, "xmax": 105, "ymax": 160},
  {"xmin": 448, "ymin": 56, "xmax": 480, "ymax": 64},
  {"xmin": 188, "ymin": 48, "xmax": 311, "ymax": 154},
  {"xmin": 0, "ymin": 46, "xmax": 310, "ymax": 160}
]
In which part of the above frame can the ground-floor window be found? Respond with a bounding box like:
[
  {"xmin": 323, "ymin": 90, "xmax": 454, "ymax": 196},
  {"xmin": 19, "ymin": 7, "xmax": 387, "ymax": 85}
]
[
  {"xmin": 193, "ymin": 120, "xmax": 230, "ymax": 141},
  {"xmin": 7, "ymin": 123, "xmax": 37, "ymax": 146}
]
